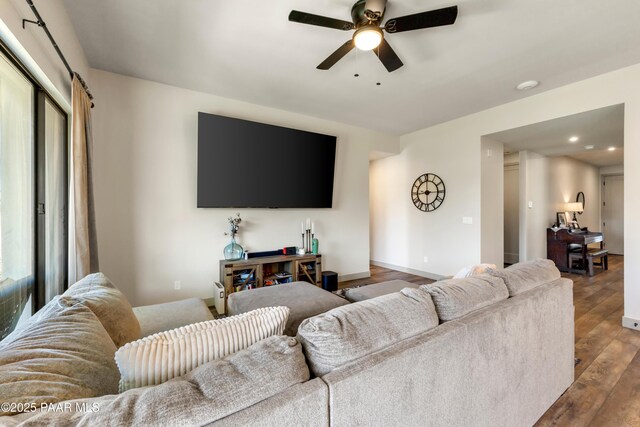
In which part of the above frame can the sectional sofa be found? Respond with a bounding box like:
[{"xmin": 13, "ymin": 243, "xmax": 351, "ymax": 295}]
[{"xmin": 0, "ymin": 259, "xmax": 574, "ymax": 426}]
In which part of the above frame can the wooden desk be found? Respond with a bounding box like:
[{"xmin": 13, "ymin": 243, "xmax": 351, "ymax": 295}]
[{"xmin": 547, "ymin": 228, "xmax": 603, "ymax": 273}]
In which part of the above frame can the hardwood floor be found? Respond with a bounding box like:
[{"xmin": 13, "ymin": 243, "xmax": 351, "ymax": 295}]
[
  {"xmin": 342, "ymin": 256, "xmax": 640, "ymax": 426},
  {"xmin": 339, "ymin": 264, "xmax": 435, "ymax": 289}
]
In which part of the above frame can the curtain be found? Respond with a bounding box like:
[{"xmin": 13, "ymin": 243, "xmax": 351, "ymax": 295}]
[
  {"xmin": 45, "ymin": 99, "xmax": 67, "ymax": 302},
  {"xmin": 68, "ymin": 74, "xmax": 98, "ymax": 283},
  {"xmin": 0, "ymin": 54, "xmax": 35, "ymax": 339}
]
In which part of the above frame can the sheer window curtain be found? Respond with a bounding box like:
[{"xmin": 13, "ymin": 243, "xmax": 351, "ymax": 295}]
[
  {"xmin": 68, "ymin": 74, "xmax": 98, "ymax": 283},
  {"xmin": 0, "ymin": 55, "xmax": 35, "ymax": 338}
]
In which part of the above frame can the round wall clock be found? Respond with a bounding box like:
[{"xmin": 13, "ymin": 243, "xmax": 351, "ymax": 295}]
[{"xmin": 411, "ymin": 173, "xmax": 446, "ymax": 212}]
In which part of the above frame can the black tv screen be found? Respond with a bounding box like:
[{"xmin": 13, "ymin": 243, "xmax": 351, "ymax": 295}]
[{"xmin": 197, "ymin": 112, "xmax": 337, "ymax": 208}]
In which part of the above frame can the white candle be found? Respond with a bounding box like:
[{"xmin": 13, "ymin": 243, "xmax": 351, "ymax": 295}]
[
  {"xmin": 312, "ymin": 222, "xmax": 315, "ymax": 234},
  {"xmin": 301, "ymin": 222, "xmax": 304, "ymax": 233},
  {"xmin": 306, "ymin": 218, "xmax": 311, "ymax": 230}
]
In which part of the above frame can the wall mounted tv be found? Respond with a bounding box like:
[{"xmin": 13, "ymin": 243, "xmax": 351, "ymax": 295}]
[{"xmin": 197, "ymin": 112, "xmax": 337, "ymax": 208}]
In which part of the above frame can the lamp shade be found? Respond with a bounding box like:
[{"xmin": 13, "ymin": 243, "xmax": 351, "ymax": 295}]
[{"xmin": 565, "ymin": 202, "xmax": 583, "ymax": 212}]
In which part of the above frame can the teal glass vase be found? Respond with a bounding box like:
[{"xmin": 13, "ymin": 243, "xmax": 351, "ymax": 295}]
[{"xmin": 224, "ymin": 237, "xmax": 244, "ymax": 261}]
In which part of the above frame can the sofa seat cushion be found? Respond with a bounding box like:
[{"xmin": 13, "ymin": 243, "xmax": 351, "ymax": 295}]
[
  {"xmin": 297, "ymin": 287, "xmax": 439, "ymax": 377},
  {"xmin": 63, "ymin": 272, "xmax": 141, "ymax": 347},
  {"xmin": 0, "ymin": 296, "xmax": 119, "ymax": 415},
  {"xmin": 116, "ymin": 306, "xmax": 289, "ymax": 391},
  {"xmin": 1, "ymin": 336, "xmax": 311, "ymax": 426},
  {"xmin": 227, "ymin": 281, "xmax": 349, "ymax": 336},
  {"xmin": 133, "ymin": 297, "xmax": 215, "ymax": 337},
  {"xmin": 420, "ymin": 274, "xmax": 509, "ymax": 321},
  {"xmin": 487, "ymin": 259, "xmax": 561, "ymax": 296},
  {"xmin": 343, "ymin": 280, "xmax": 420, "ymax": 302}
]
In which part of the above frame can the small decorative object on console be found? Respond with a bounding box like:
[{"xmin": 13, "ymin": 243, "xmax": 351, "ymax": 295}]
[{"xmin": 223, "ymin": 213, "xmax": 244, "ymax": 260}]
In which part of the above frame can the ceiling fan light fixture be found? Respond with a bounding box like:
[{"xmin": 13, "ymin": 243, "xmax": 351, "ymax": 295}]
[{"xmin": 353, "ymin": 26, "xmax": 383, "ymax": 50}]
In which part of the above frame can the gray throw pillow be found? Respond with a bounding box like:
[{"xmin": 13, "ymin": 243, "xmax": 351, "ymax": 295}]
[
  {"xmin": 0, "ymin": 296, "xmax": 120, "ymax": 415},
  {"xmin": 64, "ymin": 272, "xmax": 141, "ymax": 347},
  {"xmin": 486, "ymin": 259, "xmax": 561, "ymax": 296},
  {"xmin": 420, "ymin": 274, "xmax": 509, "ymax": 321},
  {"xmin": 297, "ymin": 287, "xmax": 439, "ymax": 377}
]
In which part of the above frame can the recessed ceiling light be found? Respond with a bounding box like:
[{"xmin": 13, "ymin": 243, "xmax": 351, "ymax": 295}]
[
  {"xmin": 608, "ymin": 147, "xmax": 616, "ymax": 151},
  {"xmin": 585, "ymin": 145, "xmax": 594, "ymax": 150},
  {"xmin": 516, "ymin": 80, "xmax": 539, "ymax": 91},
  {"xmin": 569, "ymin": 136, "xmax": 579, "ymax": 143}
]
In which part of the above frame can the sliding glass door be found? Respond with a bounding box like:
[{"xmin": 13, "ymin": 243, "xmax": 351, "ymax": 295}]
[
  {"xmin": 0, "ymin": 52, "xmax": 35, "ymax": 339},
  {"xmin": 0, "ymin": 46, "xmax": 69, "ymax": 340}
]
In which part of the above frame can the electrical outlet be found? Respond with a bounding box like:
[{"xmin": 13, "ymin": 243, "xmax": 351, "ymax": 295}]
[
  {"xmin": 174, "ymin": 281, "xmax": 181, "ymax": 290},
  {"xmin": 462, "ymin": 217, "xmax": 473, "ymax": 225},
  {"xmin": 423, "ymin": 256, "xmax": 429, "ymax": 263}
]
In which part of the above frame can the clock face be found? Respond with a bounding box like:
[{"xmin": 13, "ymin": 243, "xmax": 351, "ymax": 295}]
[{"xmin": 411, "ymin": 173, "xmax": 446, "ymax": 212}]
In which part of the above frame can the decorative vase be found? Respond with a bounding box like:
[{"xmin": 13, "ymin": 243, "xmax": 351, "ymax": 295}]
[
  {"xmin": 312, "ymin": 238, "xmax": 319, "ymax": 255},
  {"xmin": 224, "ymin": 237, "xmax": 244, "ymax": 261}
]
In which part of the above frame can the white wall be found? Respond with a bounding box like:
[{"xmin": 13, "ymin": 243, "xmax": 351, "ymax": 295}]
[
  {"xmin": 480, "ymin": 138, "xmax": 504, "ymax": 266},
  {"xmin": 601, "ymin": 165, "xmax": 624, "ymax": 176},
  {"xmin": 90, "ymin": 69, "xmax": 398, "ymax": 306},
  {"xmin": 547, "ymin": 156, "xmax": 601, "ymax": 231},
  {"xmin": 518, "ymin": 153, "xmax": 601, "ymax": 261},
  {"xmin": 369, "ymin": 62, "xmax": 640, "ymax": 328},
  {"xmin": 519, "ymin": 151, "xmax": 550, "ymax": 260},
  {"xmin": 0, "ymin": 0, "xmax": 89, "ymax": 108}
]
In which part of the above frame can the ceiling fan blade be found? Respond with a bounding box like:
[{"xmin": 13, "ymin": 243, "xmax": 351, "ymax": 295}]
[
  {"xmin": 289, "ymin": 10, "xmax": 354, "ymax": 31},
  {"xmin": 385, "ymin": 5, "xmax": 458, "ymax": 33},
  {"xmin": 374, "ymin": 38, "xmax": 403, "ymax": 72},
  {"xmin": 317, "ymin": 40, "xmax": 355, "ymax": 70}
]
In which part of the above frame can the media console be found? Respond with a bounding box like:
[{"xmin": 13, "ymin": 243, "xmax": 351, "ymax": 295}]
[{"xmin": 218, "ymin": 254, "xmax": 322, "ymax": 313}]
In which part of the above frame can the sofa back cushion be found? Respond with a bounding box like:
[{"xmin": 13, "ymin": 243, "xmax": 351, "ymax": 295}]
[
  {"xmin": 0, "ymin": 296, "xmax": 119, "ymax": 415},
  {"xmin": 116, "ymin": 306, "xmax": 289, "ymax": 391},
  {"xmin": 63, "ymin": 272, "xmax": 141, "ymax": 347},
  {"xmin": 297, "ymin": 287, "xmax": 439, "ymax": 377},
  {"xmin": 0, "ymin": 336, "xmax": 311, "ymax": 426},
  {"xmin": 420, "ymin": 274, "xmax": 509, "ymax": 321},
  {"xmin": 486, "ymin": 259, "xmax": 561, "ymax": 296}
]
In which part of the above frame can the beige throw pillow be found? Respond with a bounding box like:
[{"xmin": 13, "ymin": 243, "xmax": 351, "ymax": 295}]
[
  {"xmin": 115, "ymin": 306, "xmax": 289, "ymax": 391},
  {"xmin": 0, "ymin": 296, "xmax": 119, "ymax": 415},
  {"xmin": 63, "ymin": 272, "xmax": 141, "ymax": 347}
]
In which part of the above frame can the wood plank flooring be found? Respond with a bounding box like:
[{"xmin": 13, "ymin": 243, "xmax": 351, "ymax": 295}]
[{"xmin": 341, "ymin": 256, "xmax": 639, "ymax": 426}]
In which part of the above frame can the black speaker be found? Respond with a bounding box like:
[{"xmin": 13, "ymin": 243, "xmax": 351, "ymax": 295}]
[{"xmin": 322, "ymin": 271, "xmax": 338, "ymax": 292}]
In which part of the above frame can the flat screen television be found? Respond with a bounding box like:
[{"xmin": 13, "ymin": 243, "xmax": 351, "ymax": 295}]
[{"xmin": 197, "ymin": 112, "xmax": 337, "ymax": 208}]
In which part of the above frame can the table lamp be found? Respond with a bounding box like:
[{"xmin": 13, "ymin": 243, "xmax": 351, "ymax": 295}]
[{"xmin": 565, "ymin": 202, "xmax": 584, "ymax": 222}]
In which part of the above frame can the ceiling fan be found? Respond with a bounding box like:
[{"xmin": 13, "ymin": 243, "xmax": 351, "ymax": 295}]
[{"xmin": 288, "ymin": 0, "xmax": 458, "ymax": 72}]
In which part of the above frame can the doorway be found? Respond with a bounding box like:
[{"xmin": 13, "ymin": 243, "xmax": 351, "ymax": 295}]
[
  {"xmin": 602, "ymin": 175, "xmax": 624, "ymax": 254},
  {"xmin": 504, "ymin": 162, "xmax": 519, "ymax": 265}
]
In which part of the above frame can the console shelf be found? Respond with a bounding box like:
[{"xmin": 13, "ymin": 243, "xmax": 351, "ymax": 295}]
[{"xmin": 219, "ymin": 254, "xmax": 322, "ymax": 312}]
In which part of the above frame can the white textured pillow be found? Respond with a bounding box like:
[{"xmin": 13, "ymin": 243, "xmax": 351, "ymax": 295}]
[
  {"xmin": 115, "ymin": 306, "xmax": 289, "ymax": 391},
  {"xmin": 453, "ymin": 263, "xmax": 496, "ymax": 279}
]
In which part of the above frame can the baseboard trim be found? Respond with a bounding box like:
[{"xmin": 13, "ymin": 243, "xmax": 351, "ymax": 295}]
[
  {"xmin": 338, "ymin": 271, "xmax": 371, "ymax": 282},
  {"xmin": 622, "ymin": 316, "xmax": 640, "ymax": 331},
  {"xmin": 370, "ymin": 260, "xmax": 448, "ymax": 281}
]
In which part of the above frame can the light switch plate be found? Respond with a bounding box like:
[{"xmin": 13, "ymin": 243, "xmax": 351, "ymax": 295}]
[{"xmin": 528, "ymin": 201, "xmax": 534, "ymax": 208}]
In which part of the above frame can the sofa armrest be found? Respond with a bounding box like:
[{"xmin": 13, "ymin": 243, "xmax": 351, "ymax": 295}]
[{"xmin": 133, "ymin": 298, "xmax": 214, "ymax": 337}]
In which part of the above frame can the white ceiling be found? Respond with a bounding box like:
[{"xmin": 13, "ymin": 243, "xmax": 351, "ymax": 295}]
[
  {"xmin": 62, "ymin": 0, "xmax": 640, "ymax": 135},
  {"xmin": 488, "ymin": 104, "xmax": 624, "ymax": 167}
]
